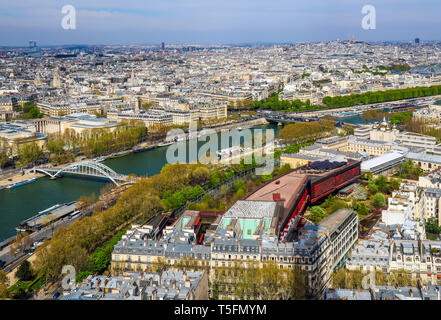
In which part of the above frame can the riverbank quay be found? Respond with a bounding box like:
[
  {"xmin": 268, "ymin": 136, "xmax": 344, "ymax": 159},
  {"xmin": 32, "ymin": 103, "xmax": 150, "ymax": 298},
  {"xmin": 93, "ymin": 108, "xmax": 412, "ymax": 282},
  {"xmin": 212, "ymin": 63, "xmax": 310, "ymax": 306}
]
[
  {"xmin": 293, "ymin": 95, "xmax": 441, "ymax": 118},
  {"xmin": 0, "ymin": 118, "xmax": 269, "ymax": 188},
  {"xmin": 0, "ymin": 171, "xmax": 44, "ymax": 189},
  {"xmin": 204, "ymin": 117, "xmax": 267, "ymax": 132},
  {"xmin": 0, "ymin": 183, "xmax": 130, "ymax": 274},
  {"xmin": 0, "ymin": 121, "xmax": 276, "ymax": 244}
]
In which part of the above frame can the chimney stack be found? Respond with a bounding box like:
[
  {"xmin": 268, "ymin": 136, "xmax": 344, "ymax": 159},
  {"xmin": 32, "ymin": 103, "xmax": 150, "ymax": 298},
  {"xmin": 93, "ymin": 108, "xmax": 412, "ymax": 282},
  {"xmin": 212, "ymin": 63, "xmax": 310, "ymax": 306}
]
[{"xmin": 272, "ymin": 193, "xmax": 284, "ymax": 202}]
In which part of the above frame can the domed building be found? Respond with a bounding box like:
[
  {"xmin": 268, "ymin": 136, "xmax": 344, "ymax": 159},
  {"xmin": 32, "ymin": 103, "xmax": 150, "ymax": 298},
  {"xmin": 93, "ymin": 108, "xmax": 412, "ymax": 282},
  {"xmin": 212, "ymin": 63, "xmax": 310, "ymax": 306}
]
[{"xmin": 369, "ymin": 116, "xmax": 399, "ymax": 142}]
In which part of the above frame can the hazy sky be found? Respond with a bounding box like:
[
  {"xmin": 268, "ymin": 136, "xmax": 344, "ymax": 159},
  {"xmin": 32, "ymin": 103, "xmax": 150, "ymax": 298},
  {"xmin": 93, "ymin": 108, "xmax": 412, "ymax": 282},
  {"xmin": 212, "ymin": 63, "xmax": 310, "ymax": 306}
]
[{"xmin": 0, "ymin": 0, "xmax": 440, "ymax": 46}]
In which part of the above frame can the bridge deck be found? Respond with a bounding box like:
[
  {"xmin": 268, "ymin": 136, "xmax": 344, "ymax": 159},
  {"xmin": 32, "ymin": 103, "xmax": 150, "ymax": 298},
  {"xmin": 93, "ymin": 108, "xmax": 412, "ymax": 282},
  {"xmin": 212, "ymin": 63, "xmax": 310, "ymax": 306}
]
[
  {"xmin": 36, "ymin": 161, "xmax": 132, "ymax": 186},
  {"xmin": 39, "ymin": 168, "xmax": 127, "ymax": 181}
]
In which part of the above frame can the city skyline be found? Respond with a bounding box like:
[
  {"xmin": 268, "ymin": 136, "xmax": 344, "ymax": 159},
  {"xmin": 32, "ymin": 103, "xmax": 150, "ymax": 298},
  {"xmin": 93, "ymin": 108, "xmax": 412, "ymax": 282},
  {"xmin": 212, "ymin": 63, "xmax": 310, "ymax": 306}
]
[
  {"xmin": 2, "ymin": 0, "xmax": 441, "ymax": 303},
  {"xmin": 0, "ymin": 0, "xmax": 440, "ymax": 46}
]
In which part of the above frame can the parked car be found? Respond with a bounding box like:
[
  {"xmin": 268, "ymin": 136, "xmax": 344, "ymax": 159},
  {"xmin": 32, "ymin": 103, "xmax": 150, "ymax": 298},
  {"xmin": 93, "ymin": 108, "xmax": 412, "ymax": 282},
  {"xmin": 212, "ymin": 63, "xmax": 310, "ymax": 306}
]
[
  {"xmin": 32, "ymin": 241, "xmax": 43, "ymax": 249},
  {"xmin": 24, "ymin": 248, "xmax": 35, "ymax": 255},
  {"xmin": 53, "ymin": 291, "xmax": 60, "ymax": 299}
]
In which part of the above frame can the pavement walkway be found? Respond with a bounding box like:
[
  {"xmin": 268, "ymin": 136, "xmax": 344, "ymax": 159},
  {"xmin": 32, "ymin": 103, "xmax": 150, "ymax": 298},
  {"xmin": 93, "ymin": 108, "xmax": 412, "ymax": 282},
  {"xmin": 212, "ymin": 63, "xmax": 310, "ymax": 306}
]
[{"xmin": 0, "ymin": 171, "xmax": 44, "ymax": 188}]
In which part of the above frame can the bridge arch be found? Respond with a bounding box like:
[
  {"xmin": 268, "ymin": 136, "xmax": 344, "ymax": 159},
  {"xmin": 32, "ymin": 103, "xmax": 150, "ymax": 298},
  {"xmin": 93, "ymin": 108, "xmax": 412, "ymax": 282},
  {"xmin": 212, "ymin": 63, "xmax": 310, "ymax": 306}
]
[{"xmin": 36, "ymin": 161, "xmax": 128, "ymax": 186}]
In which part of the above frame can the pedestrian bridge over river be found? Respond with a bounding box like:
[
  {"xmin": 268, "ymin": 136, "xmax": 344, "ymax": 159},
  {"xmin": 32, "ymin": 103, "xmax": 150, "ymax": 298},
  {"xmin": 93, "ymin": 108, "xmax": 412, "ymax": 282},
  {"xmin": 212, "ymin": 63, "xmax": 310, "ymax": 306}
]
[
  {"xmin": 36, "ymin": 161, "xmax": 134, "ymax": 186},
  {"xmin": 264, "ymin": 114, "xmax": 321, "ymax": 124}
]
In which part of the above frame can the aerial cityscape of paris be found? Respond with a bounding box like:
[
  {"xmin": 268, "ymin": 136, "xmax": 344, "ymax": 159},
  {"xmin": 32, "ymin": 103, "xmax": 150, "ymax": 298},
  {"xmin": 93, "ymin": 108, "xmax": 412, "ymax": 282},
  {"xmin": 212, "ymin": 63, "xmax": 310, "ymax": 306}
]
[{"xmin": 1, "ymin": 0, "xmax": 441, "ymax": 309}]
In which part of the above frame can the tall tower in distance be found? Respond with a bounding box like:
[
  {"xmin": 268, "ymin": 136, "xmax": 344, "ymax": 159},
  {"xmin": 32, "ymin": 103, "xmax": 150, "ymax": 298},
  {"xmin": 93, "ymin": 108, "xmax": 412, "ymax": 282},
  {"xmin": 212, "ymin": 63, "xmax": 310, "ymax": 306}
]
[
  {"xmin": 415, "ymin": 38, "xmax": 420, "ymax": 44},
  {"xmin": 52, "ymin": 66, "xmax": 61, "ymax": 88},
  {"xmin": 34, "ymin": 72, "xmax": 42, "ymax": 86},
  {"xmin": 131, "ymin": 69, "xmax": 135, "ymax": 86},
  {"xmin": 28, "ymin": 40, "xmax": 42, "ymax": 58},
  {"xmin": 134, "ymin": 97, "xmax": 141, "ymax": 113},
  {"xmin": 161, "ymin": 42, "xmax": 165, "ymax": 50}
]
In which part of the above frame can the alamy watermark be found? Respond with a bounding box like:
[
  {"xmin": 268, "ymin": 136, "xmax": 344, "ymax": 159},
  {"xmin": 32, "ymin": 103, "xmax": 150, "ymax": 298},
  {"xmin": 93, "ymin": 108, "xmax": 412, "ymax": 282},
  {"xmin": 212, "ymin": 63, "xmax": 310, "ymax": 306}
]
[
  {"xmin": 361, "ymin": 5, "xmax": 376, "ymax": 30},
  {"xmin": 61, "ymin": 5, "xmax": 76, "ymax": 30},
  {"xmin": 61, "ymin": 265, "xmax": 76, "ymax": 291},
  {"xmin": 361, "ymin": 270, "xmax": 403, "ymax": 289}
]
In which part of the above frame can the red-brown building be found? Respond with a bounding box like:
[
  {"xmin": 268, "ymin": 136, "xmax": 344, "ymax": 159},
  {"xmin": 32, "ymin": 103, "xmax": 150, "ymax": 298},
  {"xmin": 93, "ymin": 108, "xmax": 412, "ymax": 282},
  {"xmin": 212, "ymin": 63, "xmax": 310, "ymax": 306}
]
[{"xmin": 245, "ymin": 159, "xmax": 361, "ymax": 241}]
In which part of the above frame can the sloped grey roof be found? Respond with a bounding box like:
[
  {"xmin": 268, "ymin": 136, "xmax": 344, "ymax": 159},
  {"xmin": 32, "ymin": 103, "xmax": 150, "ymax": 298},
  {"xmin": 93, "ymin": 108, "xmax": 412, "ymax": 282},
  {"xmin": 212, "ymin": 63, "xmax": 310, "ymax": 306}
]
[{"xmin": 223, "ymin": 200, "xmax": 277, "ymax": 219}]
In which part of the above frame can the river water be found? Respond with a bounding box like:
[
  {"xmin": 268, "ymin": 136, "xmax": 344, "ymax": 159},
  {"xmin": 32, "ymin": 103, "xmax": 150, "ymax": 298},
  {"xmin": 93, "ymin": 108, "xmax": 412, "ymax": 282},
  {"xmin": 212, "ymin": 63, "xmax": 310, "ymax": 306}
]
[
  {"xmin": 0, "ymin": 124, "xmax": 279, "ymax": 241},
  {"xmin": 333, "ymin": 115, "xmax": 373, "ymax": 125},
  {"xmin": 4, "ymin": 103, "xmax": 439, "ymax": 241},
  {"xmin": 333, "ymin": 103, "xmax": 441, "ymax": 125}
]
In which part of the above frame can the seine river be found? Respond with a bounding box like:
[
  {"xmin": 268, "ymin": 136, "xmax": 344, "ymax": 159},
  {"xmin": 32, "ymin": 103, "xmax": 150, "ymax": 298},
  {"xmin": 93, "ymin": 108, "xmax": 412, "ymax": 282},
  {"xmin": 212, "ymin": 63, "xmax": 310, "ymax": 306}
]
[
  {"xmin": 0, "ymin": 124, "xmax": 279, "ymax": 241},
  {"xmin": 332, "ymin": 102, "xmax": 440, "ymax": 125},
  {"xmin": 4, "ymin": 102, "xmax": 439, "ymax": 242}
]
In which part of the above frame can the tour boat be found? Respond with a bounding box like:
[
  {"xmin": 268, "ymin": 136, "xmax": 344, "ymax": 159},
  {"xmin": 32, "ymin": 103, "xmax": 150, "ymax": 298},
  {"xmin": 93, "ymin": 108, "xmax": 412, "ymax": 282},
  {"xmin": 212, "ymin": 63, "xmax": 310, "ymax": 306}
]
[
  {"xmin": 158, "ymin": 141, "xmax": 174, "ymax": 147},
  {"xmin": 7, "ymin": 178, "xmax": 37, "ymax": 189}
]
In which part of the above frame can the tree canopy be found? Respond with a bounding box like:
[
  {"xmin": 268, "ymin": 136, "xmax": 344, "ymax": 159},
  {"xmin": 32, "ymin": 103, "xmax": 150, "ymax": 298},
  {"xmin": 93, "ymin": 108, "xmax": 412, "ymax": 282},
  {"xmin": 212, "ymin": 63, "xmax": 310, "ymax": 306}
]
[
  {"xmin": 322, "ymin": 85, "xmax": 441, "ymax": 108},
  {"xmin": 15, "ymin": 260, "xmax": 33, "ymax": 282}
]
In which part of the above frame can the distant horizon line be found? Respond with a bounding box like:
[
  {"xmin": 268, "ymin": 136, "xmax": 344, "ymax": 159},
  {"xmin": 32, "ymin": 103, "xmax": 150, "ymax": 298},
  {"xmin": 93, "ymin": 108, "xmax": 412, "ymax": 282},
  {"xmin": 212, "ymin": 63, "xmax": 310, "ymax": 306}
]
[{"xmin": 1, "ymin": 39, "xmax": 440, "ymax": 49}]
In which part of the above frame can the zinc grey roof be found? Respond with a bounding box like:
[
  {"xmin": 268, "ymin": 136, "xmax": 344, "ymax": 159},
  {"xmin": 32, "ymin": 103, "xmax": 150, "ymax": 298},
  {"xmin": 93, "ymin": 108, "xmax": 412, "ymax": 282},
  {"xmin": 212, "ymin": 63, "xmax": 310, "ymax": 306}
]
[
  {"xmin": 374, "ymin": 286, "xmax": 422, "ymax": 300},
  {"xmin": 406, "ymin": 152, "xmax": 441, "ymax": 165},
  {"xmin": 302, "ymin": 144, "xmax": 321, "ymax": 151},
  {"xmin": 192, "ymin": 244, "xmax": 211, "ymax": 255},
  {"xmin": 240, "ymin": 238, "xmax": 261, "ymax": 247},
  {"xmin": 213, "ymin": 238, "xmax": 239, "ymax": 246},
  {"xmin": 165, "ymin": 243, "xmax": 193, "ymax": 254},
  {"xmin": 325, "ymin": 288, "xmax": 371, "ymax": 300},
  {"xmin": 281, "ymin": 153, "xmax": 320, "ymax": 161}
]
